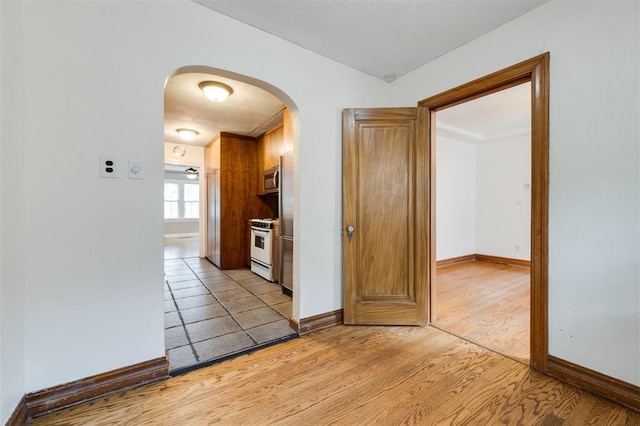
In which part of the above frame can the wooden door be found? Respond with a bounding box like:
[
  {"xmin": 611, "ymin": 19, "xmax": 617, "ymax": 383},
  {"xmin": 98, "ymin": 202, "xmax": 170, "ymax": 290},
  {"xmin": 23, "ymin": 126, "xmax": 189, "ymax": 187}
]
[{"xmin": 343, "ymin": 108, "xmax": 429, "ymax": 325}]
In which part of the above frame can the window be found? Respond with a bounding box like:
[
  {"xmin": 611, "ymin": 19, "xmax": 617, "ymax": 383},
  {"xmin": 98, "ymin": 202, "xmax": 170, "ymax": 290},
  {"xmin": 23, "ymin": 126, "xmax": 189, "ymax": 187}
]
[
  {"xmin": 183, "ymin": 183, "xmax": 199, "ymax": 219},
  {"xmin": 164, "ymin": 181, "xmax": 199, "ymax": 220},
  {"xmin": 164, "ymin": 183, "xmax": 180, "ymax": 219}
]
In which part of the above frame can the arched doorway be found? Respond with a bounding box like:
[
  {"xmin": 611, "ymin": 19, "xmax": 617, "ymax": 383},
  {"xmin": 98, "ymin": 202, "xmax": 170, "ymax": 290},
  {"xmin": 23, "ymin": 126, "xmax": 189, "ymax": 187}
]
[{"xmin": 162, "ymin": 66, "xmax": 300, "ymax": 373}]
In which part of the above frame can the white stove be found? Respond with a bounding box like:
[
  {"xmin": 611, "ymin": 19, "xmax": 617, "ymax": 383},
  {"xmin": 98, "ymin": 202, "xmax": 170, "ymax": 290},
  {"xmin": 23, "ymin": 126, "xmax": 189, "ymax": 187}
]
[
  {"xmin": 251, "ymin": 218, "xmax": 277, "ymax": 229},
  {"xmin": 250, "ymin": 218, "xmax": 278, "ymax": 281}
]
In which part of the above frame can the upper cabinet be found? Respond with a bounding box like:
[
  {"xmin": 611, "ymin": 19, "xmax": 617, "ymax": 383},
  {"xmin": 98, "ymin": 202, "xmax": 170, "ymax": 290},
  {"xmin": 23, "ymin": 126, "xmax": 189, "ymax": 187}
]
[
  {"xmin": 256, "ymin": 107, "xmax": 294, "ymax": 194},
  {"xmin": 257, "ymin": 124, "xmax": 284, "ymax": 194}
]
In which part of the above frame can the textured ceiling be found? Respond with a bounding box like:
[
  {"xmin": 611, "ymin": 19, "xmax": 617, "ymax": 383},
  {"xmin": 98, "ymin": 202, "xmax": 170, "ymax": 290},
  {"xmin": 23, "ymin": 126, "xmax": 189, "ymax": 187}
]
[
  {"xmin": 437, "ymin": 82, "xmax": 531, "ymax": 143},
  {"xmin": 193, "ymin": 0, "xmax": 548, "ymax": 81},
  {"xmin": 166, "ymin": 1, "xmax": 545, "ymax": 151},
  {"xmin": 164, "ymin": 72, "xmax": 285, "ymax": 148}
]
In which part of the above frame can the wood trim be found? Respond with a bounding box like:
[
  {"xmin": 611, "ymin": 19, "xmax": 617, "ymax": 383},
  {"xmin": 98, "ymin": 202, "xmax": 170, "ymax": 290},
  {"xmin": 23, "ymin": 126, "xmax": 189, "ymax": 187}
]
[
  {"xmin": 26, "ymin": 356, "xmax": 168, "ymax": 419},
  {"xmin": 219, "ymin": 131, "xmax": 258, "ymax": 141},
  {"xmin": 529, "ymin": 53, "xmax": 550, "ymax": 373},
  {"xmin": 353, "ymin": 108, "xmax": 418, "ymax": 120},
  {"xmin": 419, "ymin": 53, "xmax": 550, "ymax": 373},
  {"xmin": 436, "ymin": 254, "xmax": 530, "ymax": 268},
  {"xmin": 6, "ymin": 395, "xmax": 28, "ymax": 426},
  {"xmin": 436, "ymin": 254, "xmax": 476, "ymax": 268},
  {"xmin": 292, "ymin": 309, "xmax": 344, "ymax": 335},
  {"xmin": 419, "ymin": 105, "xmax": 433, "ymax": 325},
  {"xmin": 475, "ymin": 254, "xmax": 531, "ymax": 268},
  {"xmin": 548, "ymin": 356, "xmax": 640, "ymax": 412},
  {"xmin": 288, "ymin": 317, "xmax": 300, "ymax": 334}
]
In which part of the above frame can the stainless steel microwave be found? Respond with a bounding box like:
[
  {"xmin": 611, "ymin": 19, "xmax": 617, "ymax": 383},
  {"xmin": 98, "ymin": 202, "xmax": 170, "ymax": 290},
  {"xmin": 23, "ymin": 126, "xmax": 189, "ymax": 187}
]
[{"xmin": 263, "ymin": 166, "xmax": 279, "ymax": 193}]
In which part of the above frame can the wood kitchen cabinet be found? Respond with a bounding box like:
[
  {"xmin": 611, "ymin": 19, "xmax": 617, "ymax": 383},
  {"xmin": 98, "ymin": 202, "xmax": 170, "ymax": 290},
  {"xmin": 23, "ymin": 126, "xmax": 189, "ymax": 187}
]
[{"xmin": 205, "ymin": 132, "xmax": 271, "ymax": 270}]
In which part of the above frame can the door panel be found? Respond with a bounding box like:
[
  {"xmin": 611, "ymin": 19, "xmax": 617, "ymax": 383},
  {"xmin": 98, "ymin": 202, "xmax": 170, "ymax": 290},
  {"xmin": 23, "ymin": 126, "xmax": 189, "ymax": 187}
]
[
  {"xmin": 343, "ymin": 108, "xmax": 427, "ymax": 325},
  {"xmin": 358, "ymin": 125, "xmax": 411, "ymax": 300}
]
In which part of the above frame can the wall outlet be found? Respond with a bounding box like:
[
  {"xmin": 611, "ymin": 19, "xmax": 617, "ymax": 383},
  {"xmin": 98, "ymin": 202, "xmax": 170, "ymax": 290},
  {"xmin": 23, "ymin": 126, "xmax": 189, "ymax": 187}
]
[
  {"xmin": 515, "ymin": 244, "xmax": 521, "ymax": 252},
  {"xmin": 100, "ymin": 156, "xmax": 118, "ymax": 178}
]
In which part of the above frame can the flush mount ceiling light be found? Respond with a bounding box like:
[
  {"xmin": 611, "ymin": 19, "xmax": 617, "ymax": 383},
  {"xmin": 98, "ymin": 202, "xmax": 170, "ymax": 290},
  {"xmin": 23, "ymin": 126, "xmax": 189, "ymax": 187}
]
[
  {"xmin": 199, "ymin": 81, "xmax": 233, "ymax": 102},
  {"xmin": 176, "ymin": 128, "xmax": 199, "ymax": 141},
  {"xmin": 185, "ymin": 167, "xmax": 199, "ymax": 180}
]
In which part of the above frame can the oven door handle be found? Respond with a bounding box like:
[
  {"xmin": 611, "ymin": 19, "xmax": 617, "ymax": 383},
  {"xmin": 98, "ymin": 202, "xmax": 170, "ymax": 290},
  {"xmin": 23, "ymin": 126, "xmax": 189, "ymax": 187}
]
[{"xmin": 252, "ymin": 228, "xmax": 270, "ymax": 236}]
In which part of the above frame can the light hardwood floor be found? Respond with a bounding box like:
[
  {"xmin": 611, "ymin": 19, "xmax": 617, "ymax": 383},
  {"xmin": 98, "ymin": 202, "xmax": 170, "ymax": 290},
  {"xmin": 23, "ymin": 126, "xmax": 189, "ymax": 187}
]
[
  {"xmin": 31, "ymin": 325, "xmax": 638, "ymax": 425},
  {"xmin": 434, "ymin": 260, "xmax": 530, "ymax": 364},
  {"xmin": 164, "ymin": 237, "xmax": 199, "ymax": 260}
]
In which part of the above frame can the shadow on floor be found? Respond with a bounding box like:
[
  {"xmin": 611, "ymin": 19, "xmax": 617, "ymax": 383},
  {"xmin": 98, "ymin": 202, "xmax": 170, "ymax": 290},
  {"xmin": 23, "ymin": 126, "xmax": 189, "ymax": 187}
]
[{"xmin": 164, "ymin": 257, "xmax": 297, "ymax": 374}]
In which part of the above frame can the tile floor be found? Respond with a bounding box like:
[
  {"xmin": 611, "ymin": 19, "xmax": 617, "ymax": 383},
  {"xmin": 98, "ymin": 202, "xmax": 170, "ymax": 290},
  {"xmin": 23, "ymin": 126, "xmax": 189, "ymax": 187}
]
[{"xmin": 164, "ymin": 257, "xmax": 297, "ymax": 373}]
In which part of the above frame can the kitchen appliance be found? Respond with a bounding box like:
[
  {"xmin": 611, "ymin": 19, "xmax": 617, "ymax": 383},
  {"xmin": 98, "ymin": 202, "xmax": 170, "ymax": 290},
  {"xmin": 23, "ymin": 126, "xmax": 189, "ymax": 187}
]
[
  {"xmin": 250, "ymin": 218, "xmax": 278, "ymax": 281},
  {"xmin": 263, "ymin": 165, "xmax": 279, "ymax": 194},
  {"xmin": 279, "ymin": 151, "xmax": 294, "ymax": 296}
]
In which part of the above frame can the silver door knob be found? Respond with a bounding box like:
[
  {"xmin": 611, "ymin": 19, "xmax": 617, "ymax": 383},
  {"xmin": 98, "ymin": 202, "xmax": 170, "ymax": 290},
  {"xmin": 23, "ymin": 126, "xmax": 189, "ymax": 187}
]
[{"xmin": 346, "ymin": 224, "xmax": 355, "ymax": 242}]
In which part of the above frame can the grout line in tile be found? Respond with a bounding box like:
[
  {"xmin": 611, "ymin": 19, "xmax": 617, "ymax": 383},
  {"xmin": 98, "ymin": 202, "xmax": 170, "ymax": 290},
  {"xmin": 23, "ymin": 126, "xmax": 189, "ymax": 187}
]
[
  {"xmin": 180, "ymin": 261, "xmax": 259, "ymax": 350},
  {"xmin": 236, "ymin": 281, "xmax": 292, "ymax": 322},
  {"xmin": 165, "ymin": 257, "xmax": 295, "ymax": 370},
  {"xmin": 166, "ymin": 259, "xmax": 201, "ymax": 363}
]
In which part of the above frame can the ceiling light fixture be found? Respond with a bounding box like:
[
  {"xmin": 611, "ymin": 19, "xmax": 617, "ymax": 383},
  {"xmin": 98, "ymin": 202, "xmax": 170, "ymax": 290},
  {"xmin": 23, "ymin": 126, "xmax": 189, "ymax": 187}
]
[
  {"xmin": 176, "ymin": 128, "xmax": 199, "ymax": 141},
  {"xmin": 185, "ymin": 167, "xmax": 199, "ymax": 180},
  {"xmin": 199, "ymin": 81, "xmax": 233, "ymax": 102}
]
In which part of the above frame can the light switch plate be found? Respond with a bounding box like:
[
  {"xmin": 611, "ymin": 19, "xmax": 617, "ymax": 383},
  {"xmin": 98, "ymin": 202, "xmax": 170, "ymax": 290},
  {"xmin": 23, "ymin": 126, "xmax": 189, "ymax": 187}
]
[
  {"xmin": 128, "ymin": 160, "xmax": 144, "ymax": 179},
  {"xmin": 100, "ymin": 156, "xmax": 118, "ymax": 178}
]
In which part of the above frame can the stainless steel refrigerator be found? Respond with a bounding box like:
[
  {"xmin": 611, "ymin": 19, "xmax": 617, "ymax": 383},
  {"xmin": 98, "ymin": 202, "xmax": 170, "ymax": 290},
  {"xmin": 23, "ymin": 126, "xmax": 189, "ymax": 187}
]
[{"xmin": 279, "ymin": 151, "xmax": 294, "ymax": 296}]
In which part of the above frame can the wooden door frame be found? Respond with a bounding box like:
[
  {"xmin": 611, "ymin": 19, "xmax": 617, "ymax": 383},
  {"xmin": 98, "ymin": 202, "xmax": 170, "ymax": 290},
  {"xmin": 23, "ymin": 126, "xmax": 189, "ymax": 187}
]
[{"xmin": 417, "ymin": 53, "xmax": 549, "ymax": 371}]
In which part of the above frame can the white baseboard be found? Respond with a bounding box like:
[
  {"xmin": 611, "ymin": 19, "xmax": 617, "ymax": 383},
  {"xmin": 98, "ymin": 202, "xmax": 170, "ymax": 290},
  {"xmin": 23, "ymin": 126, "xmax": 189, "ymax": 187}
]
[{"xmin": 164, "ymin": 233, "xmax": 198, "ymax": 239}]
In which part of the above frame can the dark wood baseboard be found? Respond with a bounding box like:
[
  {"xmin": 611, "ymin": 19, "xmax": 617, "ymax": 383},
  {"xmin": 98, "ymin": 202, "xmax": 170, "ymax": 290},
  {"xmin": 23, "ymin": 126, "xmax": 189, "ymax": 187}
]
[
  {"xmin": 6, "ymin": 395, "xmax": 28, "ymax": 426},
  {"xmin": 437, "ymin": 254, "xmax": 531, "ymax": 268},
  {"xmin": 288, "ymin": 317, "xmax": 300, "ymax": 333},
  {"xmin": 548, "ymin": 355, "xmax": 640, "ymax": 412},
  {"xmin": 26, "ymin": 356, "xmax": 168, "ymax": 420},
  {"xmin": 436, "ymin": 254, "xmax": 476, "ymax": 268},
  {"xmin": 289, "ymin": 309, "xmax": 344, "ymax": 335},
  {"xmin": 475, "ymin": 254, "xmax": 531, "ymax": 267}
]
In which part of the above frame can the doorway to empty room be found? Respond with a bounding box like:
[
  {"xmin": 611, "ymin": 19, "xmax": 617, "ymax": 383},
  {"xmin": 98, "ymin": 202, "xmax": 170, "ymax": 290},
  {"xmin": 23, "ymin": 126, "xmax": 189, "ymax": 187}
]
[{"xmin": 431, "ymin": 82, "xmax": 532, "ymax": 364}]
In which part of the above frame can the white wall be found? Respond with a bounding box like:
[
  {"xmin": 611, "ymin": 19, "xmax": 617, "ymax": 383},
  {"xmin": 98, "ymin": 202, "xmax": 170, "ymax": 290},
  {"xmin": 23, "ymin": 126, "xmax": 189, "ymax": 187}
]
[
  {"xmin": 164, "ymin": 222, "xmax": 198, "ymax": 237},
  {"xmin": 9, "ymin": 0, "xmax": 388, "ymax": 400},
  {"xmin": 3, "ymin": 1, "xmax": 637, "ymax": 420},
  {"xmin": 392, "ymin": 0, "xmax": 640, "ymax": 386},
  {"xmin": 436, "ymin": 132, "xmax": 530, "ymax": 261},
  {"xmin": 476, "ymin": 134, "xmax": 531, "ymax": 260},
  {"xmin": 164, "ymin": 142, "xmax": 203, "ymax": 169},
  {"xmin": 436, "ymin": 135, "xmax": 476, "ymax": 260},
  {"xmin": 0, "ymin": 1, "xmax": 27, "ymax": 423}
]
